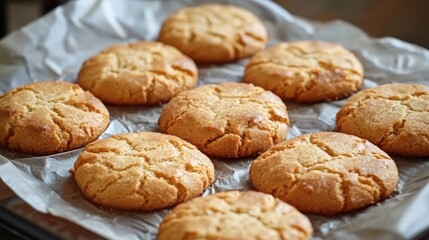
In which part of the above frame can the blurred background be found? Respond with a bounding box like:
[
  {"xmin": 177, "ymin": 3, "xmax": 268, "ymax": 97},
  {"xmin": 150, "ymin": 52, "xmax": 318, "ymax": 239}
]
[
  {"xmin": 1, "ymin": 0, "xmax": 429, "ymax": 46},
  {"xmin": 275, "ymin": 0, "xmax": 429, "ymax": 48}
]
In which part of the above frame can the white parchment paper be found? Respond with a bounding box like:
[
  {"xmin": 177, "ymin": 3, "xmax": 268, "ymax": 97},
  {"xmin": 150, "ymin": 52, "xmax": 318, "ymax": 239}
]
[{"xmin": 1, "ymin": 0, "xmax": 429, "ymax": 239}]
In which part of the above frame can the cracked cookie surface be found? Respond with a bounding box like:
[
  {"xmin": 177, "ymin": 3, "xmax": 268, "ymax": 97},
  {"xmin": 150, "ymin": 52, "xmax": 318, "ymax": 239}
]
[
  {"xmin": 250, "ymin": 132, "xmax": 399, "ymax": 215},
  {"xmin": 337, "ymin": 83, "xmax": 429, "ymax": 157},
  {"xmin": 158, "ymin": 82, "xmax": 289, "ymax": 158},
  {"xmin": 158, "ymin": 191, "xmax": 312, "ymax": 240},
  {"xmin": 158, "ymin": 4, "xmax": 267, "ymax": 63},
  {"xmin": 77, "ymin": 41, "xmax": 197, "ymax": 105},
  {"xmin": 73, "ymin": 132, "xmax": 215, "ymax": 211},
  {"xmin": 0, "ymin": 81, "xmax": 110, "ymax": 155},
  {"xmin": 244, "ymin": 41, "xmax": 364, "ymax": 102}
]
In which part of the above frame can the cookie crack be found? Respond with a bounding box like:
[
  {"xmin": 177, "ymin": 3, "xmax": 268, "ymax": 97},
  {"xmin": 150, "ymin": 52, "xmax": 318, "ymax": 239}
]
[
  {"xmin": 336, "ymin": 98, "xmax": 371, "ymax": 130},
  {"xmin": 163, "ymin": 87, "xmax": 288, "ymax": 156},
  {"xmin": 308, "ymin": 166, "xmax": 387, "ymax": 211},
  {"xmin": 184, "ymin": 162, "xmax": 212, "ymax": 187},
  {"xmin": 82, "ymin": 172, "xmax": 100, "ymax": 195},
  {"xmin": 355, "ymin": 175, "xmax": 381, "ymax": 201},
  {"xmin": 161, "ymin": 100, "xmax": 199, "ymax": 132},
  {"xmin": 167, "ymin": 138, "xmax": 188, "ymax": 157},
  {"xmin": 272, "ymin": 174, "xmax": 299, "ymax": 199},
  {"xmin": 308, "ymin": 135, "xmax": 371, "ymax": 159},
  {"xmin": 50, "ymin": 113, "xmax": 73, "ymax": 151},
  {"xmin": 243, "ymin": 31, "xmax": 265, "ymax": 43},
  {"xmin": 339, "ymin": 96, "xmax": 427, "ymax": 143},
  {"xmin": 238, "ymin": 129, "xmax": 248, "ymax": 154},
  {"xmin": 308, "ymin": 135, "xmax": 342, "ymax": 158},
  {"xmin": 112, "ymin": 136, "xmax": 140, "ymax": 152},
  {"xmin": 3, "ymin": 104, "xmax": 34, "ymax": 147},
  {"xmin": 300, "ymin": 157, "xmax": 332, "ymax": 169},
  {"xmin": 204, "ymin": 132, "xmax": 233, "ymax": 148},
  {"xmin": 220, "ymin": 199, "xmax": 308, "ymax": 239},
  {"xmin": 78, "ymin": 162, "xmax": 140, "ymax": 200},
  {"xmin": 247, "ymin": 56, "xmax": 362, "ymax": 78},
  {"xmin": 80, "ymin": 136, "xmax": 211, "ymax": 203},
  {"xmin": 135, "ymin": 176, "xmax": 150, "ymax": 205},
  {"xmin": 233, "ymin": 35, "xmax": 245, "ymax": 59},
  {"xmin": 7, "ymin": 87, "xmax": 42, "ymax": 100},
  {"xmin": 46, "ymin": 87, "xmax": 82, "ymax": 103},
  {"xmin": 228, "ymin": 211, "xmax": 294, "ymax": 240},
  {"xmin": 283, "ymin": 46, "xmax": 306, "ymax": 56},
  {"xmin": 203, "ymin": 117, "xmax": 275, "ymax": 155},
  {"xmin": 348, "ymin": 168, "xmax": 387, "ymax": 198},
  {"xmin": 84, "ymin": 147, "xmax": 122, "ymax": 155},
  {"xmin": 306, "ymin": 169, "xmax": 347, "ymax": 211},
  {"xmin": 281, "ymin": 46, "xmax": 356, "ymax": 63},
  {"xmin": 147, "ymin": 69, "xmax": 185, "ymax": 82},
  {"xmin": 379, "ymin": 118, "xmax": 406, "ymax": 146},
  {"xmin": 9, "ymin": 85, "xmax": 104, "ymax": 118},
  {"xmin": 79, "ymin": 157, "xmax": 145, "ymax": 173},
  {"xmin": 88, "ymin": 75, "xmax": 102, "ymax": 91},
  {"xmin": 144, "ymin": 77, "xmax": 156, "ymax": 102},
  {"xmin": 93, "ymin": 174, "xmax": 123, "ymax": 198},
  {"xmin": 317, "ymin": 61, "xmax": 363, "ymax": 78},
  {"xmin": 104, "ymin": 51, "xmax": 191, "ymax": 85},
  {"xmin": 358, "ymin": 95, "xmax": 429, "ymax": 113},
  {"xmin": 60, "ymin": 99, "xmax": 104, "ymax": 115},
  {"xmin": 256, "ymin": 143, "xmax": 302, "ymax": 163},
  {"xmin": 91, "ymin": 173, "xmax": 149, "ymax": 206},
  {"xmin": 171, "ymin": 64, "xmax": 195, "ymax": 78},
  {"xmin": 85, "ymin": 140, "xmax": 157, "ymax": 159},
  {"xmin": 235, "ymin": 99, "xmax": 289, "ymax": 132},
  {"xmin": 267, "ymin": 107, "xmax": 289, "ymax": 124},
  {"xmin": 206, "ymin": 30, "xmax": 229, "ymax": 41},
  {"xmin": 162, "ymin": 110, "xmax": 187, "ymax": 132},
  {"xmin": 211, "ymin": 86, "xmax": 264, "ymax": 100},
  {"xmin": 150, "ymin": 168, "xmax": 187, "ymax": 203},
  {"xmin": 3, "ymin": 123, "xmax": 12, "ymax": 146},
  {"xmin": 187, "ymin": 30, "xmax": 197, "ymax": 44},
  {"xmin": 51, "ymin": 103, "xmax": 104, "ymax": 144},
  {"xmin": 246, "ymin": 61, "xmax": 316, "ymax": 71}
]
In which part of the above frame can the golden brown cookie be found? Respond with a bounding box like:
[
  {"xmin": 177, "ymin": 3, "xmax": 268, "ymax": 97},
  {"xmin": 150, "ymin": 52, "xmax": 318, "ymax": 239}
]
[
  {"xmin": 244, "ymin": 41, "xmax": 364, "ymax": 102},
  {"xmin": 250, "ymin": 132, "xmax": 399, "ymax": 215},
  {"xmin": 73, "ymin": 132, "xmax": 214, "ymax": 211},
  {"xmin": 158, "ymin": 82, "xmax": 289, "ymax": 158},
  {"xmin": 0, "ymin": 81, "xmax": 109, "ymax": 155},
  {"xmin": 158, "ymin": 191, "xmax": 313, "ymax": 240},
  {"xmin": 77, "ymin": 41, "xmax": 197, "ymax": 105},
  {"xmin": 158, "ymin": 4, "xmax": 267, "ymax": 63},
  {"xmin": 337, "ymin": 83, "xmax": 429, "ymax": 157}
]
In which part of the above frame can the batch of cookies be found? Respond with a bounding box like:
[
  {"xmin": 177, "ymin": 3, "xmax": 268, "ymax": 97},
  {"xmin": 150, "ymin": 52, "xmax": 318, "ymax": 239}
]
[{"xmin": 0, "ymin": 4, "xmax": 428, "ymax": 240}]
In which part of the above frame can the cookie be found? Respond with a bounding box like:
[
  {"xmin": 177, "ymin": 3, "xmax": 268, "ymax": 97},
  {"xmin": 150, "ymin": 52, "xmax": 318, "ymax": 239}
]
[
  {"xmin": 0, "ymin": 81, "xmax": 109, "ymax": 155},
  {"xmin": 158, "ymin": 82, "xmax": 289, "ymax": 158},
  {"xmin": 250, "ymin": 132, "xmax": 399, "ymax": 215},
  {"xmin": 73, "ymin": 132, "xmax": 214, "ymax": 211},
  {"xmin": 337, "ymin": 83, "xmax": 429, "ymax": 157},
  {"xmin": 158, "ymin": 191, "xmax": 313, "ymax": 240},
  {"xmin": 158, "ymin": 4, "xmax": 267, "ymax": 63},
  {"xmin": 77, "ymin": 41, "xmax": 198, "ymax": 105},
  {"xmin": 244, "ymin": 41, "xmax": 364, "ymax": 102}
]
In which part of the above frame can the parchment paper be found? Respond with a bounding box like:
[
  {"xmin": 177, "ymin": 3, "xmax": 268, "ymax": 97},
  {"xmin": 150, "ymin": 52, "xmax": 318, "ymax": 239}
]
[{"xmin": 1, "ymin": 0, "xmax": 429, "ymax": 239}]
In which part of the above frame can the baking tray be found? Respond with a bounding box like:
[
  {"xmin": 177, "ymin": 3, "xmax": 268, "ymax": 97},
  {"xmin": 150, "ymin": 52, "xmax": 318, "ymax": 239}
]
[{"xmin": 1, "ymin": 0, "xmax": 429, "ymax": 239}]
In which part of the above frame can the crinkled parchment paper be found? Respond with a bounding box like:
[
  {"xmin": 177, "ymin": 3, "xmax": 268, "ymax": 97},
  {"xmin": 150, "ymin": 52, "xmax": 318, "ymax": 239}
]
[{"xmin": 1, "ymin": 0, "xmax": 429, "ymax": 239}]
